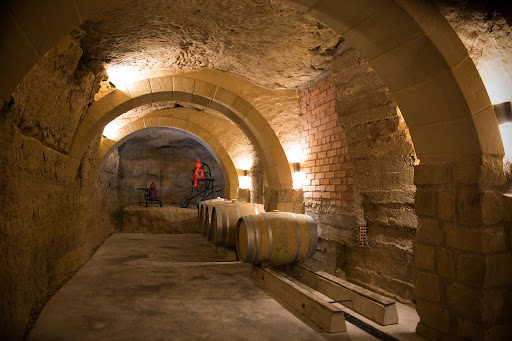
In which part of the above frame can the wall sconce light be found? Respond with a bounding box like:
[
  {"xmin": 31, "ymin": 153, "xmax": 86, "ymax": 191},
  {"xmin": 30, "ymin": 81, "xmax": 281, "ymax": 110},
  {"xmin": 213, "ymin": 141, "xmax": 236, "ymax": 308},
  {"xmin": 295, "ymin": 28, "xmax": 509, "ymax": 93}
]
[
  {"xmin": 292, "ymin": 162, "xmax": 301, "ymax": 173},
  {"xmin": 496, "ymin": 102, "xmax": 512, "ymax": 161},
  {"xmin": 237, "ymin": 169, "xmax": 249, "ymax": 177},
  {"xmin": 495, "ymin": 102, "xmax": 512, "ymax": 124}
]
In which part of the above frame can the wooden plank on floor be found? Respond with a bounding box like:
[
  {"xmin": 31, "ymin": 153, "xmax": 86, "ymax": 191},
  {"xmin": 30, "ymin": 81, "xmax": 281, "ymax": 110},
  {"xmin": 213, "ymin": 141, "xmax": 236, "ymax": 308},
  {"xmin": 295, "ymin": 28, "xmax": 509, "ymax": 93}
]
[
  {"xmin": 289, "ymin": 263, "xmax": 398, "ymax": 326},
  {"xmin": 251, "ymin": 265, "xmax": 347, "ymax": 333},
  {"xmin": 209, "ymin": 242, "xmax": 238, "ymax": 261}
]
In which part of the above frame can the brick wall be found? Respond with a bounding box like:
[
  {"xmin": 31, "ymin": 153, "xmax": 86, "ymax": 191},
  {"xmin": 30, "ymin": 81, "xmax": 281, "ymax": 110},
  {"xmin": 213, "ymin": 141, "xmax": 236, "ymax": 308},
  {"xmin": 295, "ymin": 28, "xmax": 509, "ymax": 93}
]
[{"xmin": 298, "ymin": 74, "xmax": 354, "ymax": 209}]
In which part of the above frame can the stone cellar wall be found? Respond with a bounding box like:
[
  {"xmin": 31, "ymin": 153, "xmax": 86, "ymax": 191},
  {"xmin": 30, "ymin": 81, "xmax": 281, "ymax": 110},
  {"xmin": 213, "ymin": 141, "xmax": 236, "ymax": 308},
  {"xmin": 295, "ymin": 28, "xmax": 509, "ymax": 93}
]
[
  {"xmin": 298, "ymin": 73, "xmax": 359, "ymax": 276},
  {"xmin": 0, "ymin": 34, "xmax": 119, "ymax": 339},
  {"xmin": 298, "ymin": 48, "xmax": 418, "ymax": 303}
]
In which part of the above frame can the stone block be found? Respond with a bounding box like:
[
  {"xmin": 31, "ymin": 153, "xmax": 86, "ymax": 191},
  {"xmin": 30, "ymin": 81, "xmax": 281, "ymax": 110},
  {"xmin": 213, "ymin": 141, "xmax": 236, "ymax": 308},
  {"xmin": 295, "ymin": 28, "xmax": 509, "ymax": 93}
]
[
  {"xmin": 481, "ymin": 191, "xmax": 504, "ymax": 226},
  {"xmin": 231, "ymin": 96, "xmax": 253, "ymax": 118},
  {"xmin": 193, "ymin": 80, "xmax": 216, "ymax": 99},
  {"xmin": 415, "ymin": 188, "xmax": 437, "ymax": 216},
  {"xmin": 438, "ymin": 189, "xmax": 456, "ymax": 221},
  {"xmin": 453, "ymin": 160, "xmax": 481, "ymax": 186},
  {"xmin": 342, "ymin": 1, "xmax": 422, "ymax": 61},
  {"xmin": 457, "ymin": 253, "xmax": 485, "ymax": 287},
  {"xmin": 416, "ymin": 300, "xmax": 450, "ymax": 334},
  {"xmin": 437, "ymin": 248, "xmax": 453, "ymax": 278},
  {"xmin": 447, "ymin": 283, "xmax": 482, "ymax": 321},
  {"xmin": 213, "ymin": 87, "xmax": 236, "ymax": 107},
  {"xmin": 416, "ymin": 217, "xmax": 443, "ymax": 245},
  {"xmin": 173, "ymin": 77, "xmax": 194, "ymax": 93},
  {"xmin": 445, "ymin": 224, "xmax": 481, "ymax": 253},
  {"xmin": 473, "ymin": 106, "xmax": 505, "ymax": 156},
  {"xmin": 457, "ymin": 187, "xmax": 483, "ymax": 226},
  {"xmin": 415, "ymin": 244, "xmax": 436, "ymax": 271},
  {"xmin": 126, "ymin": 79, "xmax": 152, "ymax": 98},
  {"xmin": 415, "ymin": 271, "xmax": 441, "ymax": 301},
  {"xmin": 456, "ymin": 318, "xmax": 484, "ymax": 341},
  {"xmin": 88, "ymin": 98, "xmax": 113, "ymax": 122},
  {"xmin": 105, "ymin": 89, "xmax": 131, "ymax": 108},
  {"xmin": 484, "ymin": 254, "xmax": 512, "ymax": 288},
  {"xmin": 414, "ymin": 163, "xmax": 451, "ymax": 185},
  {"xmin": 481, "ymin": 227, "xmax": 507, "ymax": 253}
]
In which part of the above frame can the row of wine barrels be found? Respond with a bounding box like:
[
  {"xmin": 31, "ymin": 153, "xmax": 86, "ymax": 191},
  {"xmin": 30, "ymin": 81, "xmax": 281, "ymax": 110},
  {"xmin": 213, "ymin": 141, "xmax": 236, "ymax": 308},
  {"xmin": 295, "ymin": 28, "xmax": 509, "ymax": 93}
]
[
  {"xmin": 236, "ymin": 211, "xmax": 318, "ymax": 266},
  {"xmin": 198, "ymin": 198, "xmax": 229, "ymax": 235},
  {"xmin": 211, "ymin": 202, "xmax": 265, "ymax": 248},
  {"xmin": 203, "ymin": 199, "xmax": 240, "ymax": 240}
]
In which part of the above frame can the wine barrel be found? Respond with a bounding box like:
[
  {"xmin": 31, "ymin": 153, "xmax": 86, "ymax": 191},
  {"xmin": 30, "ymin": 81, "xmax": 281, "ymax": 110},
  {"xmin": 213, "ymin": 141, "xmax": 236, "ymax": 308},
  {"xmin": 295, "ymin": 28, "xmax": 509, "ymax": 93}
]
[
  {"xmin": 198, "ymin": 198, "xmax": 228, "ymax": 235},
  {"xmin": 236, "ymin": 211, "xmax": 318, "ymax": 266},
  {"xmin": 203, "ymin": 199, "xmax": 237, "ymax": 240},
  {"xmin": 211, "ymin": 202, "xmax": 265, "ymax": 248}
]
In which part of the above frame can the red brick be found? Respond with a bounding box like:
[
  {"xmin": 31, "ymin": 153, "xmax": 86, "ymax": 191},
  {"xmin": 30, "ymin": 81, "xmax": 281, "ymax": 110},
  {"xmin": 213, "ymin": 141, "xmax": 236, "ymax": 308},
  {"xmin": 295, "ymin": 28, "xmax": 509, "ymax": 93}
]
[
  {"xmin": 304, "ymin": 192, "xmax": 313, "ymax": 198},
  {"xmin": 322, "ymin": 192, "xmax": 331, "ymax": 199},
  {"xmin": 336, "ymin": 185, "xmax": 348, "ymax": 192},
  {"xmin": 312, "ymin": 120, "xmax": 320, "ymax": 128},
  {"xmin": 341, "ymin": 193, "xmax": 354, "ymax": 200},
  {"xmin": 321, "ymin": 165, "xmax": 330, "ymax": 172},
  {"xmin": 324, "ymin": 128, "xmax": 334, "ymax": 136},
  {"xmin": 306, "ymin": 173, "xmax": 314, "ymax": 180},
  {"xmin": 313, "ymin": 192, "xmax": 322, "ymax": 198},
  {"xmin": 315, "ymin": 173, "xmax": 325, "ymax": 179},
  {"xmin": 327, "ymin": 149, "xmax": 336, "ymax": 157},
  {"xmin": 312, "ymin": 179, "xmax": 320, "ymax": 186},
  {"xmin": 316, "ymin": 185, "xmax": 325, "ymax": 192},
  {"xmin": 316, "ymin": 159, "xmax": 324, "ymax": 166},
  {"xmin": 312, "ymin": 146, "xmax": 321, "ymax": 153},
  {"xmin": 331, "ymin": 163, "xmax": 341, "ymax": 171},
  {"xmin": 317, "ymin": 151, "xmax": 326, "ymax": 159},
  {"xmin": 309, "ymin": 127, "xmax": 317, "ymax": 134},
  {"xmin": 325, "ymin": 171, "xmax": 334, "ymax": 178},
  {"xmin": 317, "ymin": 124, "xmax": 326, "ymax": 132},
  {"xmin": 330, "ymin": 178, "xmax": 341, "ymax": 185},
  {"xmin": 320, "ymin": 178, "xmax": 329, "ymax": 185},
  {"xmin": 326, "ymin": 185, "xmax": 336, "ymax": 192}
]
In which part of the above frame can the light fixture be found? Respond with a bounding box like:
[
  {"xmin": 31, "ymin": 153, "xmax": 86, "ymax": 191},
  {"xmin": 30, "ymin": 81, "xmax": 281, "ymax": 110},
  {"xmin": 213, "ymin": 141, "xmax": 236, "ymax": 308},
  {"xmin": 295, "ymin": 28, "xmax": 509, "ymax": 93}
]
[
  {"xmin": 290, "ymin": 162, "xmax": 304, "ymax": 190},
  {"xmin": 495, "ymin": 102, "xmax": 512, "ymax": 162},
  {"xmin": 494, "ymin": 102, "xmax": 512, "ymax": 125},
  {"xmin": 292, "ymin": 162, "xmax": 301, "ymax": 173},
  {"xmin": 237, "ymin": 169, "xmax": 251, "ymax": 190}
]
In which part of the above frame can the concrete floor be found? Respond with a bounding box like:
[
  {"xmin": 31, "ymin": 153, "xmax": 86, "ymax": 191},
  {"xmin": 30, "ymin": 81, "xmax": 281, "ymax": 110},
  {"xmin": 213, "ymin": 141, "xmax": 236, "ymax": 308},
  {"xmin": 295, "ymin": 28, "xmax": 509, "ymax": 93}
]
[{"xmin": 29, "ymin": 233, "xmax": 424, "ymax": 340}]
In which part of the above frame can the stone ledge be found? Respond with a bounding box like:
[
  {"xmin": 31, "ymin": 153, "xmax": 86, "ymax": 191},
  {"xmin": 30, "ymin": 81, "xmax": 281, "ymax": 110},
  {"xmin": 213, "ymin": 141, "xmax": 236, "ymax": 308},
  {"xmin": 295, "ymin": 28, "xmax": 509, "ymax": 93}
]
[{"xmin": 122, "ymin": 205, "xmax": 198, "ymax": 234}]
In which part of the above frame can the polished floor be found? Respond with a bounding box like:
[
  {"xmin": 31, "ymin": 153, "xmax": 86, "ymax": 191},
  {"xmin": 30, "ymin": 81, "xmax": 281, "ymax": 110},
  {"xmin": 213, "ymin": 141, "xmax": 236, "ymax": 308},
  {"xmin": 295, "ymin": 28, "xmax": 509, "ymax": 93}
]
[{"xmin": 29, "ymin": 233, "xmax": 424, "ymax": 340}]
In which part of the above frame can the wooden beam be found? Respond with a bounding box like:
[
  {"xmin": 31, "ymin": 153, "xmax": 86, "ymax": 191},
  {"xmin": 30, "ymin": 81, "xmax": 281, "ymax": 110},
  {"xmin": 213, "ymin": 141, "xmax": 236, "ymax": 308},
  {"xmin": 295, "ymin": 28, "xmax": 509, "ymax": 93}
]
[
  {"xmin": 288, "ymin": 263, "xmax": 399, "ymax": 325},
  {"xmin": 251, "ymin": 265, "xmax": 347, "ymax": 333}
]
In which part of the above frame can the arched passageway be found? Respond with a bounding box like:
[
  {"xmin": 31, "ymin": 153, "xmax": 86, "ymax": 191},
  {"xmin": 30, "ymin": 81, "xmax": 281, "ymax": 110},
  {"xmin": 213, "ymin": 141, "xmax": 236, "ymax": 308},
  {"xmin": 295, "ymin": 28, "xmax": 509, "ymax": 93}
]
[{"xmin": 1, "ymin": 1, "xmax": 511, "ymax": 340}]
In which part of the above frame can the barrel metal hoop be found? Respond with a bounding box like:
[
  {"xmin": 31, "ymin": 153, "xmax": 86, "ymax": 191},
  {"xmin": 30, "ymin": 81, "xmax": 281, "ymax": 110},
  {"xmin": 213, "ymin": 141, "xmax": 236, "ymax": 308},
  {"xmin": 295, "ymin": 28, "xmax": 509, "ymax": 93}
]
[
  {"xmin": 304, "ymin": 214, "xmax": 313, "ymax": 258},
  {"xmin": 251, "ymin": 215, "xmax": 261, "ymax": 261},
  {"xmin": 290, "ymin": 213, "xmax": 301, "ymax": 262},
  {"xmin": 224, "ymin": 205, "xmax": 230, "ymax": 244},
  {"xmin": 261, "ymin": 212, "xmax": 272, "ymax": 261},
  {"xmin": 252, "ymin": 203, "xmax": 259, "ymax": 214},
  {"xmin": 235, "ymin": 203, "xmax": 240, "ymax": 220},
  {"xmin": 245, "ymin": 217, "xmax": 255, "ymax": 263}
]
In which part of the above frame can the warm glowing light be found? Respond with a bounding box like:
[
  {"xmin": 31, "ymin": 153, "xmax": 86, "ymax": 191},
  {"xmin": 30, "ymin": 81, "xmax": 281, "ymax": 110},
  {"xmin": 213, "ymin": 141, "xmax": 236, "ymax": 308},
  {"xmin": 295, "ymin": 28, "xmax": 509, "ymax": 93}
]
[
  {"xmin": 102, "ymin": 121, "xmax": 120, "ymax": 140},
  {"xmin": 106, "ymin": 66, "xmax": 141, "ymax": 88},
  {"xmin": 292, "ymin": 172, "xmax": 305, "ymax": 190},
  {"xmin": 499, "ymin": 122, "xmax": 512, "ymax": 162},
  {"xmin": 286, "ymin": 147, "xmax": 305, "ymax": 163},
  {"xmin": 236, "ymin": 157, "xmax": 253, "ymax": 171},
  {"xmin": 481, "ymin": 67, "xmax": 512, "ymax": 105},
  {"xmin": 239, "ymin": 176, "xmax": 252, "ymax": 190}
]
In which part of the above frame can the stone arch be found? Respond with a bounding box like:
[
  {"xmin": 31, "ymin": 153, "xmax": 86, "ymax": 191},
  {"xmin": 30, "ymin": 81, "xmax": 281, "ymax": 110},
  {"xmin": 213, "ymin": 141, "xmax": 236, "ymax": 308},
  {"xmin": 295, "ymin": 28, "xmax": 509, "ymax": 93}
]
[
  {"xmin": 0, "ymin": 0, "xmax": 504, "ymax": 161},
  {"xmin": 97, "ymin": 116, "xmax": 239, "ymax": 199},
  {"xmin": 69, "ymin": 76, "xmax": 292, "ymax": 189}
]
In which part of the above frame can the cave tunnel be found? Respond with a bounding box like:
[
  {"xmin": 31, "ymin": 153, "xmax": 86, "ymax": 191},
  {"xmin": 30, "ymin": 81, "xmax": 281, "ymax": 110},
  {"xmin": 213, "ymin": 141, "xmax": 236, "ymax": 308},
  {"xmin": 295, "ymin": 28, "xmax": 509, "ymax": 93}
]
[{"xmin": 1, "ymin": 0, "xmax": 511, "ymax": 340}]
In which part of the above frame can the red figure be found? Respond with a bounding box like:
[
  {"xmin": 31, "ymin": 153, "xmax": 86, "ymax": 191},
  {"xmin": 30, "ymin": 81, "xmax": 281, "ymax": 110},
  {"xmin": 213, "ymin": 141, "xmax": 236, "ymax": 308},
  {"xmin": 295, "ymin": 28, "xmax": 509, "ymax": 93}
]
[{"xmin": 192, "ymin": 161, "xmax": 205, "ymax": 187}]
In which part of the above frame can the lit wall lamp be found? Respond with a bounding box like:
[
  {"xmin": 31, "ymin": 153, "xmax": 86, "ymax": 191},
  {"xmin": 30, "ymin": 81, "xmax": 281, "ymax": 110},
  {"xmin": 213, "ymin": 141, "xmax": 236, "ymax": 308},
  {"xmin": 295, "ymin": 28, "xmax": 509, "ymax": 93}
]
[
  {"xmin": 494, "ymin": 102, "xmax": 512, "ymax": 124},
  {"xmin": 237, "ymin": 169, "xmax": 251, "ymax": 190},
  {"xmin": 290, "ymin": 162, "xmax": 304, "ymax": 190},
  {"xmin": 495, "ymin": 102, "xmax": 512, "ymax": 160}
]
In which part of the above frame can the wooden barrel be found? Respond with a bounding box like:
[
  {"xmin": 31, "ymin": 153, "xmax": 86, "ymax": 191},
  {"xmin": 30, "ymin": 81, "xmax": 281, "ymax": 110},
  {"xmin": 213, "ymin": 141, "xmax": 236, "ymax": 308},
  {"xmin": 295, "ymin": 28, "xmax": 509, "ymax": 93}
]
[
  {"xmin": 211, "ymin": 202, "xmax": 265, "ymax": 248},
  {"xmin": 236, "ymin": 211, "xmax": 318, "ymax": 266},
  {"xmin": 198, "ymin": 198, "xmax": 228, "ymax": 235},
  {"xmin": 203, "ymin": 199, "xmax": 235, "ymax": 240}
]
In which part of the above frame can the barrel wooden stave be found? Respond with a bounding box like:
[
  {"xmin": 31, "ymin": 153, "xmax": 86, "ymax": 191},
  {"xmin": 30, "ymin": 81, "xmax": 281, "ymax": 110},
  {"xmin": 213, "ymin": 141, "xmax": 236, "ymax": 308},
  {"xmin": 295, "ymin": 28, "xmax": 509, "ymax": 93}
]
[
  {"xmin": 211, "ymin": 202, "xmax": 264, "ymax": 248},
  {"xmin": 236, "ymin": 212, "xmax": 318, "ymax": 266},
  {"xmin": 198, "ymin": 198, "xmax": 227, "ymax": 235}
]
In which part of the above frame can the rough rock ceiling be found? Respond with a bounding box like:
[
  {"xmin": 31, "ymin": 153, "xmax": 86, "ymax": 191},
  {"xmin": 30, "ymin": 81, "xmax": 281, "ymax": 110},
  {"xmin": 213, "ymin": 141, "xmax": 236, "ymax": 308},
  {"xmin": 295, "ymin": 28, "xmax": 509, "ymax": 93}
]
[{"xmin": 80, "ymin": 0, "xmax": 341, "ymax": 88}]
